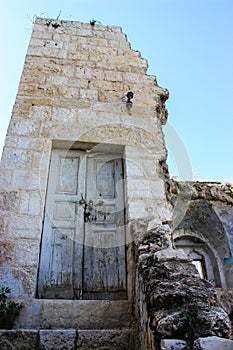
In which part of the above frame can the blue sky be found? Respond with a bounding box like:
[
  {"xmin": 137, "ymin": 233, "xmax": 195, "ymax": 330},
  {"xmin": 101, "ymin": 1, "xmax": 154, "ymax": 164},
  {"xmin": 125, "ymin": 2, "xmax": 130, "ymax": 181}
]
[{"xmin": 1, "ymin": 0, "xmax": 233, "ymax": 182}]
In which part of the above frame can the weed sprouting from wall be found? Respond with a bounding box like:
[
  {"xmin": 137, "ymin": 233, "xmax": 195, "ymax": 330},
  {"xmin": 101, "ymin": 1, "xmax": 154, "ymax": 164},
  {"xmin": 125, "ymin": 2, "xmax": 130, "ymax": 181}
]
[{"xmin": 0, "ymin": 287, "xmax": 24, "ymax": 329}]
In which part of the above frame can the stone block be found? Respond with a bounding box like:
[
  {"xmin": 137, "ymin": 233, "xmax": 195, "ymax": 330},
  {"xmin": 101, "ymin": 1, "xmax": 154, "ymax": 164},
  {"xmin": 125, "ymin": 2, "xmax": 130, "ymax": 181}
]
[
  {"xmin": 2, "ymin": 149, "xmax": 33, "ymax": 169},
  {"xmin": 0, "ymin": 240, "xmax": 15, "ymax": 264},
  {"xmin": 0, "ymin": 268, "xmax": 30, "ymax": 298},
  {"xmin": 17, "ymin": 138, "xmax": 41, "ymax": 151},
  {"xmin": 76, "ymin": 329, "xmax": 134, "ymax": 350},
  {"xmin": 161, "ymin": 339, "xmax": 187, "ymax": 350},
  {"xmin": 28, "ymin": 46, "xmax": 68, "ymax": 59},
  {"xmin": 153, "ymin": 248, "xmax": 189, "ymax": 262},
  {"xmin": 12, "ymin": 171, "xmax": 40, "ymax": 190},
  {"xmin": 0, "ymin": 330, "xmax": 38, "ymax": 350},
  {"xmin": 31, "ymin": 29, "xmax": 53, "ymax": 40},
  {"xmin": 40, "ymin": 329, "xmax": 77, "ymax": 350},
  {"xmin": 51, "ymin": 106, "xmax": 77, "ymax": 122},
  {"xmin": 8, "ymin": 228, "xmax": 41, "ymax": 240},
  {"xmin": 68, "ymin": 50, "xmax": 89, "ymax": 61},
  {"xmin": 29, "ymin": 105, "xmax": 52, "ymax": 121},
  {"xmin": 77, "ymin": 28, "xmax": 95, "ymax": 37},
  {"xmin": 19, "ymin": 191, "xmax": 41, "ymax": 215},
  {"xmin": 147, "ymin": 200, "xmax": 173, "ymax": 225},
  {"xmin": 75, "ymin": 67, "xmax": 92, "ymax": 79},
  {"xmin": 14, "ymin": 239, "xmax": 40, "ymax": 267},
  {"xmin": 0, "ymin": 170, "xmax": 12, "ymax": 189},
  {"xmin": 127, "ymin": 178, "xmax": 165, "ymax": 200},
  {"xmin": 0, "ymin": 191, "xmax": 19, "ymax": 211},
  {"xmin": 104, "ymin": 70, "xmax": 123, "ymax": 82},
  {"xmin": 28, "ymin": 38, "xmax": 46, "ymax": 47},
  {"xmin": 125, "ymin": 159, "xmax": 146, "ymax": 177},
  {"xmin": 3, "ymin": 136, "xmax": 17, "ymax": 148},
  {"xmin": 98, "ymin": 89, "xmax": 124, "ymax": 103},
  {"xmin": 45, "ymin": 40, "xmax": 64, "ymax": 49},
  {"xmin": 127, "ymin": 199, "xmax": 148, "ymax": 220},
  {"xmin": 61, "ymin": 65, "xmax": 76, "ymax": 78},
  {"xmin": 47, "ymin": 75, "xmax": 69, "ymax": 87},
  {"xmin": 80, "ymin": 88, "xmax": 98, "ymax": 100},
  {"xmin": 8, "ymin": 215, "xmax": 41, "ymax": 231},
  {"xmin": 63, "ymin": 41, "xmax": 78, "ymax": 52},
  {"xmin": 193, "ymin": 336, "xmax": 233, "ymax": 350},
  {"xmin": 17, "ymin": 300, "xmax": 132, "ymax": 330},
  {"xmin": 16, "ymin": 300, "xmax": 42, "ymax": 329}
]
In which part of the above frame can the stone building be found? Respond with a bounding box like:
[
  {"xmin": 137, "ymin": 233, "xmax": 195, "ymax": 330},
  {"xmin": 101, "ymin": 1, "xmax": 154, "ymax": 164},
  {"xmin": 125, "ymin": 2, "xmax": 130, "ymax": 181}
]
[{"xmin": 0, "ymin": 17, "xmax": 232, "ymax": 349}]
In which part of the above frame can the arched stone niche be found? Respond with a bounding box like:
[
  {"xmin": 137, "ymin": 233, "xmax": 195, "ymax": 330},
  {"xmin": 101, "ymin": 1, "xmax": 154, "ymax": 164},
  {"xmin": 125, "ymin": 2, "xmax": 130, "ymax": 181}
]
[
  {"xmin": 172, "ymin": 199, "xmax": 231, "ymax": 288},
  {"xmin": 173, "ymin": 232, "xmax": 226, "ymax": 287}
]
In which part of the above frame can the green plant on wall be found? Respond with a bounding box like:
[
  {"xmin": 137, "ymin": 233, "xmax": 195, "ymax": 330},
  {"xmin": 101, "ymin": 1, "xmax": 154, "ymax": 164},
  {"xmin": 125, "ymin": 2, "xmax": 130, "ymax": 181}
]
[
  {"xmin": 181, "ymin": 302, "xmax": 199, "ymax": 344},
  {"xmin": 0, "ymin": 287, "xmax": 23, "ymax": 329}
]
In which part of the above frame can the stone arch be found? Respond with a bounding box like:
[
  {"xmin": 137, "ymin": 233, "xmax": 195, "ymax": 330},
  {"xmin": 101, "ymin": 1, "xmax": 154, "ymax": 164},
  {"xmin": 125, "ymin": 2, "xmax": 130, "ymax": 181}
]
[
  {"xmin": 173, "ymin": 231, "xmax": 226, "ymax": 287},
  {"xmin": 173, "ymin": 199, "xmax": 230, "ymax": 287}
]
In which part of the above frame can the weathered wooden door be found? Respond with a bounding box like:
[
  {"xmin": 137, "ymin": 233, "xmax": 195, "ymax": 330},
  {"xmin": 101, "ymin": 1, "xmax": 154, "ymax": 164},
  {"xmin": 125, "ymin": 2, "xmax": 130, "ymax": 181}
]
[
  {"xmin": 83, "ymin": 154, "xmax": 126, "ymax": 299},
  {"xmin": 38, "ymin": 149, "xmax": 126, "ymax": 300}
]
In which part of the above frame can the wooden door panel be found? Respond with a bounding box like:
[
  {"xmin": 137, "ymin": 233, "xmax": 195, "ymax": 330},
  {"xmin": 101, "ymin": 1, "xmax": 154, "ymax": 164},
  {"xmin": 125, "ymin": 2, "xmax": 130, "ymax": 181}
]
[
  {"xmin": 53, "ymin": 201, "xmax": 77, "ymax": 221},
  {"xmin": 38, "ymin": 149, "xmax": 85, "ymax": 299},
  {"xmin": 84, "ymin": 246, "xmax": 126, "ymax": 288},
  {"xmin": 57, "ymin": 156, "xmax": 79, "ymax": 194},
  {"xmin": 83, "ymin": 154, "xmax": 127, "ymax": 299},
  {"xmin": 96, "ymin": 159, "xmax": 115, "ymax": 198},
  {"xmin": 83, "ymin": 245, "xmax": 127, "ymax": 300},
  {"xmin": 50, "ymin": 228, "xmax": 74, "ymax": 285}
]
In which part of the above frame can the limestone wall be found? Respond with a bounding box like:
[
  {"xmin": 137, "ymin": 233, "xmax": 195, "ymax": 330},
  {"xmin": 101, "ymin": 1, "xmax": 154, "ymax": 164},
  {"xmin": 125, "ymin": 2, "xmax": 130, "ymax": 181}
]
[{"xmin": 0, "ymin": 17, "xmax": 169, "ymax": 299}]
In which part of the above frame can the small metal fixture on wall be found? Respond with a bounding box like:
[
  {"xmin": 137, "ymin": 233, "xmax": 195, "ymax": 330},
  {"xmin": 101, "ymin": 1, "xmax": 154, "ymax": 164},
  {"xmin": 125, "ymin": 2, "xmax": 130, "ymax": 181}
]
[{"xmin": 126, "ymin": 91, "xmax": 134, "ymax": 110}]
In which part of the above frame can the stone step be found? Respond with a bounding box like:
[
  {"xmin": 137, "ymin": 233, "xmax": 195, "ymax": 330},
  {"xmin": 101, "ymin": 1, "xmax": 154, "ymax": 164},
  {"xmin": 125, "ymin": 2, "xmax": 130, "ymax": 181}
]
[
  {"xmin": 15, "ymin": 299, "xmax": 134, "ymax": 330},
  {"xmin": 0, "ymin": 329, "xmax": 136, "ymax": 350}
]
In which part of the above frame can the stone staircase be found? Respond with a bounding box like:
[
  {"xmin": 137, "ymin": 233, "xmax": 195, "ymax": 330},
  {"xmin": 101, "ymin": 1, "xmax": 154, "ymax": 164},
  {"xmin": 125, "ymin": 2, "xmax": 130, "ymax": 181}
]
[{"xmin": 0, "ymin": 299, "xmax": 137, "ymax": 349}]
